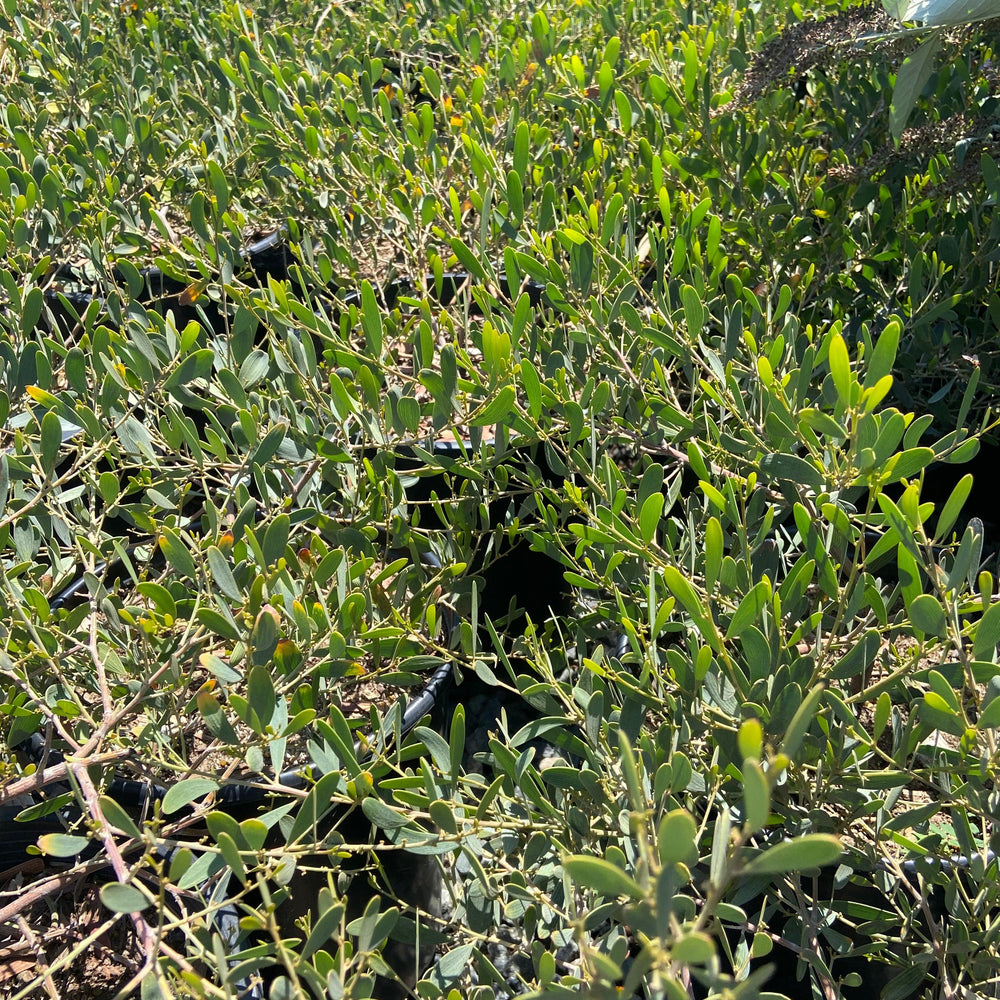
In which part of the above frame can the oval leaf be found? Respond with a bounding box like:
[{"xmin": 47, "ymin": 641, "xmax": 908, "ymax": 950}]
[
  {"xmin": 890, "ymin": 33, "xmax": 942, "ymax": 142},
  {"xmin": 99, "ymin": 795, "xmax": 141, "ymax": 840},
  {"xmin": 639, "ymin": 492, "xmax": 663, "ymax": 546},
  {"xmin": 158, "ymin": 528, "xmax": 198, "ymax": 579},
  {"xmin": 361, "ymin": 797, "xmax": 410, "ymax": 830},
  {"xmin": 672, "ymin": 931, "xmax": 715, "ymax": 965},
  {"xmin": 197, "ymin": 689, "xmax": 241, "ymax": 744},
  {"xmin": 742, "ymin": 759, "xmax": 770, "ymax": 834},
  {"xmin": 760, "ymin": 452, "xmax": 824, "ymax": 491},
  {"xmin": 563, "ymin": 856, "xmax": 645, "ymax": 900},
  {"xmin": 100, "ymin": 882, "xmax": 150, "ymax": 914},
  {"xmin": 470, "ymin": 384, "xmax": 516, "ymax": 426},
  {"xmin": 741, "ymin": 834, "xmax": 841, "ymax": 877},
  {"xmin": 828, "ymin": 332, "xmax": 852, "ymax": 405},
  {"xmin": 162, "ymin": 777, "xmax": 220, "ymax": 816},
  {"xmin": 974, "ymin": 601, "xmax": 1000, "ymax": 660},
  {"xmin": 657, "ymin": 809, "xmax": 698, "ymax": 865},
  {"xmin": 909, "ymin": 593, "xmax": 947, "ymax": 637},
  {"xmin": 37, "ymin": 833, "xmax": 89, "ymax": 857}
]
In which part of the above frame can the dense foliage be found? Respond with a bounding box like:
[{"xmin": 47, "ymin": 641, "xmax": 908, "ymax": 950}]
[{"xmin": 2, "ymin": 0, "xmax": 1000, "ymax": 998}]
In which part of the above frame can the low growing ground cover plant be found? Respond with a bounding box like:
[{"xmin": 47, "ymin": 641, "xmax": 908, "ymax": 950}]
[{"xmin": 2, "ymin": 0, "xmax": 1000, "ymax": 998}]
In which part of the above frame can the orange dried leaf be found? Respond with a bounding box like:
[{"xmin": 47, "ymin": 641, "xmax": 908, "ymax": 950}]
[{"xmin": 179, "ymin": 280, "xmax": 209, "ymax": 306}]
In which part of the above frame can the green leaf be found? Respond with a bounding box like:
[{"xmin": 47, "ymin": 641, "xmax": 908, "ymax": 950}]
[
  {"xmin": 470, "ymin": 384, "xmax": 515, "ymax": 426},
  {"xmin": 828, "ymin": 332, "xmax": 852, "ymax": 405},
  {"xmin": 162, "ymin": 777, "xmax": 220, "ymax": 815},
  {"xmin": 21, "ymin": 286, "xmax": 44, "ymax": 337},
  {"xmin": 974, "ymin": 601, "xmax": 1000, "ymax": 660},
  {"xmin": 672, "ymin": 932, "xmax": 715, "ymax": 966},
  {"xmin": 741, "ymin": 834, "xmax": 841, "ymax": 876},
  {"xmin": 360, "ymin": 280, "xmax": 384, "ymax": 356},
  {"xmin": 738, "ymin": 718, "xmax": 763, "ymax": 762},
  {"xmin": 927, "ymin": 669, "xmax": 960, "ymax": 711},
  {"xmin": 413, "ymin": 725, "xmax": 453, "ymax": 774},
  {"xmin": 639, "ymin": 492, "xmax": 663, "ymax": 545},
  {"xmin": 742, "ymin": 759, "xmax": 770, "ymax": 834},
  {"xmin": 780, "ymin": 683, "xmax": 825, "ymax": 759},
  {"xmin": 519, "ymin": 358, "xmax": 541, "ymax": 420},
  {"xmin": 657, "ymin": 809, "xmax": 698, "ymax": 865},
  {"xmin": 140, "ymin": 972, "xmax": 168, "ymax": 1000},
  {"xmin": 240, "ymin": 818, "xmax": 268, "ymax": 852},
  {"xmin": 207, "ymin": 158, "xmax": 229, "ymax": 215},
  {"xmin": 882, "ymin": 800, "xmax": 943, "ymax": 833},
  {"xmin": 829, "ymin": 628, "xmax": 881, "ymax": 681},
  {"xmin": 247, "ymin": 664, "xmax": 276, "ymax": 731},
  {"xmin": 877, "ymin": 492, "xmax": 923, "ymax": 561},
  {"xmin": 40, "ymin": 410, "xmax": 62, "ymax": 470},
  {"xmin": 100, "ymin": 882, "xmax": 150, "ymax": 914},
  {"xmin": 709, "ymin": 808, "xmax": 732, "ymax": 887},
  {"xmin": 798, "ymin": 408, "xmax": 848, "ymax": 441},
  {"xmin": 681, "ymin": 284, "xmax": 704, "ymax": 339},
  {"xmin": 977, "ymin": 695, "xmax": 1000, "ymax": 729},
  {"xmin": 663, "ymin": 566, "xmax": 701, "ymax": 618},
  {"xmin": 563, "ymin": 856, "xmax": 645, "ymax": 900},
  {"xmin": 617, "ymin": 729, "xmax": 645, "ymax": 812},
  {"xmin": 725, "ymin": 581, "xmax": 771, "ymax": 639},
  {"xmin": 158, "ymin": 528, "xmax": 198, "ymax": 579},
  {"xmin": 135, "ymin": 582, "xmax": 176, "ymax": 618},
  {"xmin": 197, "ymin": 607, "xmax": 241, "ymax": 642},
  {"xmin": 909, "ymin": 593, "xmax": 947, "ymax": 637},
  {"xmin": 759, "ymin": 453, "xmax": 824, "ymax": 491},
  {"xmin": 663, "ymin": 566, "xmax": 720, "ymax": 652},
  {"xmin": 936, "ymin": 473, "xmax": 973, "ymax": 541},
  {"xmin": 506, "ymin": 168, "xmax": 523, "ymax": 226},
  {"xmin": 238, "ymin": 349, "xmax": 270, "ymax": 388},
  {"xmin": 434, "ymin": 943, "xmax": 476, "ymax": 984},
  {"xmin": 361, "ymin": 797, "xmax": 410, "ymax": 830},
  {"xmin": 99, "ymin": 796, "xmax": 141, "ymax": 839},
  {"xmin": 873, "ymin": 691, "xmax": 892, "ymax": 739},
  {"xmin": 686, "ymin": 441, "xmax": 710, "ymax": 480},
  {"xmin": 705, "ymin": 517, "xmax": 723, "ymax": 592},
  {"xmin": 302, "ymin": 896, "xmax": 346, "ymax": 960},
  {"xmin": 865, "ymin": 318, "xmax": 900, "ymax": 388},
  {"xmin": 948, "ymin": 519, "xmax": 981, "ymax": 594},
  {"xmin": 421, "ymin": 65, "xmax": 441, "ymax": 101},
  {"xmin": 252, "ymin": 422, "xmax": 286, "ymax": 466},
  {"xmin": 450, "ymin": 703, "xmax": 466, "ymax": 784},
  {"xmin": 884, "ymin": 447, "xmax": 934, "ymax": 482},
  {"xmin": 117, "ymin": 415, "xmax": 156, "ymax": 461},
  {"xmin": 196, "ymin": 689, "xmax": 240, "ymax": 745},
  {"xmin": 206, "ymin": 545, "xmax": 241, "ymax": 602},
  {"xmin": 449, "ymin": 237, "xmax": 489, "ymax": 282},
  {"xmin": 262, "ymin": 513, "xmax": 290, "ymax": 567},
  {"xmin": 98, "ymin": 469, "xmax": 119, "ymax": 504},
  {"xmin": 190, "ymin": 191, "xmax": 210, "ymax": 240},
  {"xmin": 513, "ymin": 120, "xmax": 530, "ymax": 178},
  {"xmin": 164, "ymin": 349, "xmax": 215, "ymax": 391},
  {"xmin": 429, "ymin": 799, "xmax": 458, "ymax": 834},
  {"xmin": 215, "ymin": 830, "xmax": 247, "ymax": 885},
  {"xmin": 37, "ymin": 833, "xmax": 89, "ymax": 857},
  {"xmin": 890, "ymin": 32, "xmax": 942, "ymax": 144}
]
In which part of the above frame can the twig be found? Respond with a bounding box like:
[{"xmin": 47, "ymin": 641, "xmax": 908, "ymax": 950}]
[
  {"xmin": 0, "ymin": 862, "xmax": 112, "ymax": 926},
  {"xmin": 67, "ymin": 764, "xmax": 158, "ymax": 982},
  {"xmin": 13, "ymin": 914, "xmax": 59, "ymax": 1000},
  {"xmin": 0, "ymin": 749, "xmax": 131, "ymax": 807}
]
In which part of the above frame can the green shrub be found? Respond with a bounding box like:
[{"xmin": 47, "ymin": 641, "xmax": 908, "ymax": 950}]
[{"xmin": 2, "ymin": 1, "xmax": 1000, "ymax": 998}]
